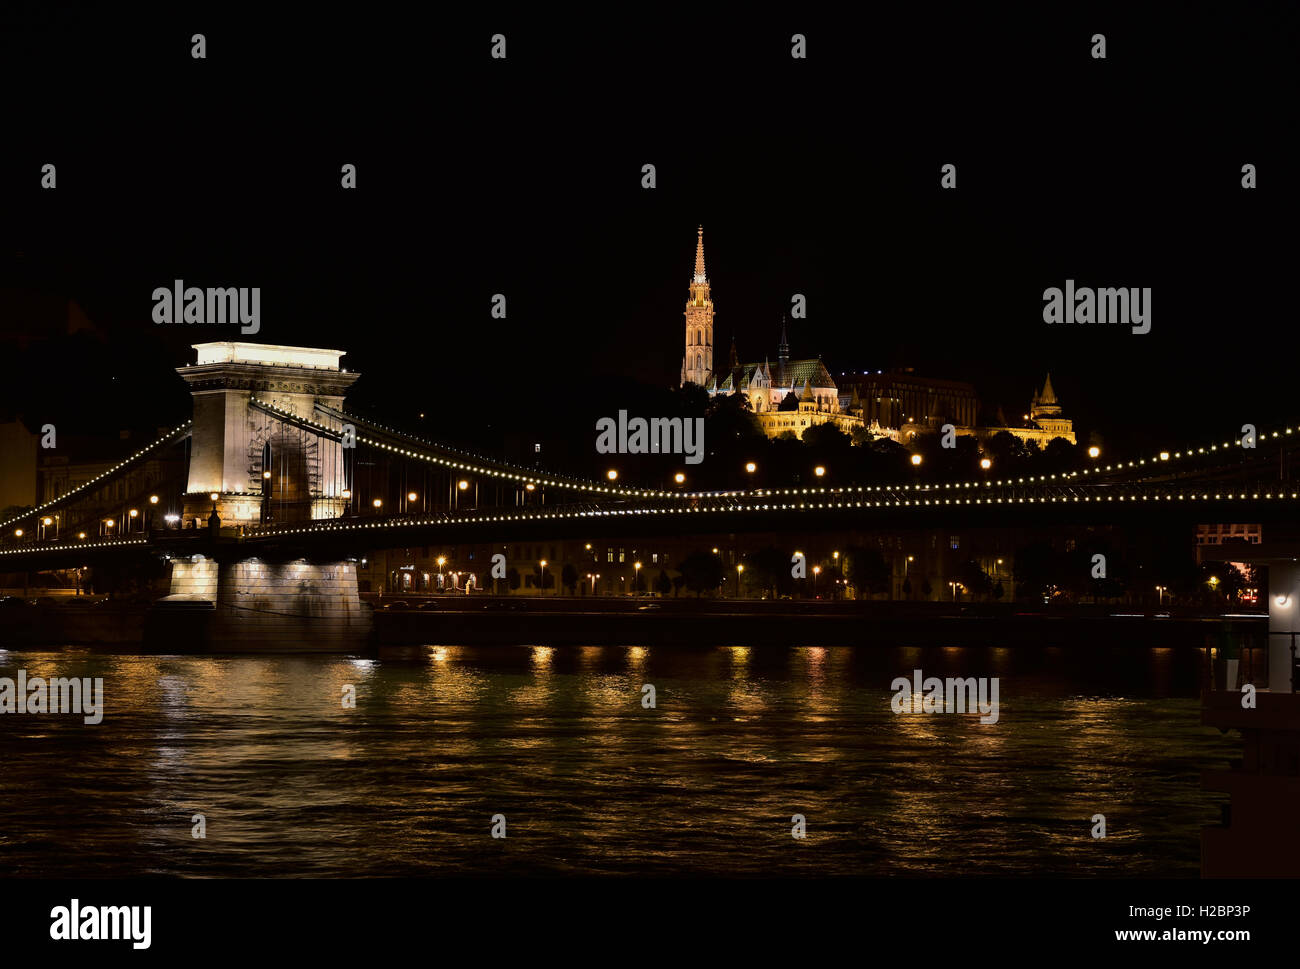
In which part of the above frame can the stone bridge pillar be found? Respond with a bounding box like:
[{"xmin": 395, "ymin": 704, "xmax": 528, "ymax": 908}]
[{"xmin": 177, "ymin": 342, "xmax": 359, "ymax": 528}]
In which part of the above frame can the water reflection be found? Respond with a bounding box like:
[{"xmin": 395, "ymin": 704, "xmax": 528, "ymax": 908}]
[{"xmin": 0, "ymin": 643, "xmax": 1233, "ymax": 877}]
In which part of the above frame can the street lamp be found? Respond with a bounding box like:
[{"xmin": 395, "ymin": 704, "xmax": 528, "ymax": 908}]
[
  {"xmin": 539, "ymin": 559, "xmax": 548, "ymax": 595},
  {"xmin": 1156, "ymin": 584, "xmax": 1166, "ymax": 606},
  {"xmin": 745, "ymin": 462, "xmax": 757, "ymax": 474},
  {"xmin": 911, "ymin": 454, "xmax": 923, "ymax": 467},
  {"xmin": 1088, "ymin": 446, "xmax": 1101, "ymax": 459},
  {"xmin": 408, "ymin": 491, "xmax": 418, "ymax": 503},
  {"xmin": 674, "ymin": 472, "xmax": 686, "ymax": 485},
  {"xmin": 814, "ymin": 466, "xmax": 825, "ymax": 478},
  {"xmin": 980, "ymin": 457, "xmax": 992, "ymax": 470},
  {"xmin": 736, "ymin": 562, "xmax": 744, "ymax": 599},
  {"xmin": 606, "ymin": 469, "xmax": 618, "ymax": 482},
  {"xmin": 813, "ymin": 564, "xmax": 821, "ymax": 594},
  {"xmin": 373, "ymin": 498, "xmax": 383, "ymax": 510},
  {"xmin": 634, "ymin": 560, "xmax": 642, "ymax": 593}
]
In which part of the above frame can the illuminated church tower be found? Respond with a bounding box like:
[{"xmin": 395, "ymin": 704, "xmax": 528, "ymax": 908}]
[{"xmin": 680, "ymin": 226, "xmax": 714, "ymax": 386}]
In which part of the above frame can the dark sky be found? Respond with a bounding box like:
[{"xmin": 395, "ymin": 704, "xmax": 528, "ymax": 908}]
[{"xmin": 1, "ymin": 5, "xmax": 1295, "ymax": 456}]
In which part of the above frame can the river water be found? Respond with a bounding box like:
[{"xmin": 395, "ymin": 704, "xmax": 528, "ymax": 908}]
[{"xmin": 0, "ymin": 643, "xmax": 1235, "ymax": 877}]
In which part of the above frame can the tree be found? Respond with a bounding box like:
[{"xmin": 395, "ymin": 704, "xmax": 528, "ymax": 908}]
[
  {"xmin": 746, "ymin": 546, "xmax": 790, "ymax": 598},
  {"xmin": 778, "ymin": 391, "xmax": 801, "ymax": 412},
  {"xmin": 957, "ymin": 559, "xmax": 994, "ymax": 599},
  {"xmin": 845, "ymin": 545, "xmax": 890, "ymax": 598},
  {"xmin": 507, "ymin": 567, "xmax": 521, "ymax": 591},
  {"xmin": 1013, "ymin": 541, "xmax": 1061, "ymax": 601},
  {"xmin": 532, "ymin": 563, "xmax": 555, "ymax": 590},
  {"xmin": 561, "ymin": 563, "xmax": 578, "ymax": 594},
  {"xmin": 671, "ymin": 573, "xmax": 686, "ymax": 598},
  {"xmin": 656, "ymin": 571, "xmax": 672, "ymax": 596},
  {"xmin": 678, "ymin": 550, "xmax": 725, "ymax": 597}
]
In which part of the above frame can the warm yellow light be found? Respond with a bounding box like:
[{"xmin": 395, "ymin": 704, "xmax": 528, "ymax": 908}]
[
  {"xmin": 907, "ymin": 555, "xmax": 914, "ymax": 562},
  {"xmin": 1159, "ymin": 452, "xmax": 1170, "ymax": 461},
  {"xmin": 833, "ymin": 551, "xmax": 839, "ymax": 560},
  {"xmin": 1088, "ymin": 446, "xmax": 1100, "ymax": 459},
  {"xmin": 209, "ymin": 493, "xmax": 219, "ymax": 501},
  {"xmin": 911, "ymin": 454, "xmax": 923, "ymax": 466},
  {"xmin": 634, "ymin": 561, "xmax": 642, "ymax": 570},
  {"xmin": 458, "ymin": 480, "xmax": 469, "ymax": 491},
  {"xmin": 13, "ymin": 529, "xmax": 22, "ymax": 538},
  {"xmin": 129, "ymin": 509, "xmax": 138, "ymax": 518},
  {"xmin": 674, "ymin": 472, "xmax": 686, "ymax": 484},
  {"xmin": 341, "ymin": 489, "xmax": 351, "ymax": 499},
  {"xmin": 42, "ymin": 517, "xmax": 52, "ymax": 526},
  {"xmin": 104, "ymin": 519, "xmax": 114, "ymax": 527},
  {"xmin": 263, "ymin": 471, "xmax": 272, "ymax": 479},
  {"xmin": 540, "ymin": 560, "xmax": 548, "ymax": 568},
  {"xmin": 813, "ymin": 565, "xmax": 821, "ymax": 575},
  {"xmin": 149, "ymin": 495, "xmax": 159, "ymax": 504},
  {"xmin": 78, "ymin": 532, "xmax": 86, "ymax": 540},
  {"xmin": 437, "ymin": 556, "xmax": 446, "ymax": 567},
  {"xmin": 408, "ymin": 492, "xmax": 418, "ymax": 502},
  {"xmin": 373, "ymin": 498, "xmax": 383, "ymax": 508},
  {"xmin": 980, "ymin": 458, "xmax": 992, "ymax": 470},
  {"xmin": 606, "ymin": 470, "xmax": 618, "ymax": 481},
  {"xmin": 737, "ymin": 564, "xmax": 744, "ymax": 573},
  {"xmin": 525, "ymin": 482, "xmax": 536, "ymax": 491},
  {"xmin": 745, "ymin": 462, "xmax": 757, "ymax": 473},
  {"xmin": 814, "ymin": 466, "xmax": 825, "ymax": 477},
  {"xmin": 711, "ymin": 547, "xmax": 719, "ymax": 554}
]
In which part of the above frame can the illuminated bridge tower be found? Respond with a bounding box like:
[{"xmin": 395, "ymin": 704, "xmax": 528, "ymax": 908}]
[
  {"xmin": 177, "ymin": 342, "xmax": 359, "ymax": 528},
  {"xmin": 161, "ymin": 342, "xmax": 369, "ymax": 652},
  {"xmin": 680, "ymin": 225, "xmax": 714, "ymax": 387}
]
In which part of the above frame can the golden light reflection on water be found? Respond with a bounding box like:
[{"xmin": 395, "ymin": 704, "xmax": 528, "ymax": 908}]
[{"xmin": 0, "ymin": 643, "xmax": 1235, "ymax": 877}]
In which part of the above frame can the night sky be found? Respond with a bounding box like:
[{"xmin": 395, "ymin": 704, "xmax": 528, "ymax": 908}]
[{"xmin": 1, "ymin": 5, "xmax": 1295, "ymax": 459}]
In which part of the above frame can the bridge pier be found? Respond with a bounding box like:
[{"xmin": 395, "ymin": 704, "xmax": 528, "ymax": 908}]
[{"xmin": 158, "ymin": 553, "xmax": 371, "ymax": 652}]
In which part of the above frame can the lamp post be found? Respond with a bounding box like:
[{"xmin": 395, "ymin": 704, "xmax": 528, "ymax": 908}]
[
  {"xmin": 813, "ymin": 564, "xmax": 821, "ymax": 596},
  {"xmin": 634, "ymin": 560, "xmax": 642, "ymax": 594},
  {"xmin": 539, "ymin": 559, "xmax": 547, "ymax": 596},
  {"xmin": 736, "ymin": 563, "xmax": 744, "ymax": 599}
]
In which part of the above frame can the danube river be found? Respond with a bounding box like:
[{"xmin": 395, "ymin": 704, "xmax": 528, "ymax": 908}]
[{"xmin": 0, "ymin": 643, "xmax": 1234, "ymax": 877}]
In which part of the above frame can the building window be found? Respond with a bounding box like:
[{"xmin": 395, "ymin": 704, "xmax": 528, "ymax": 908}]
[
  {"xmin": 606, "ymin": 548, "xmax": 614, "ymax": 563},
  {"xmin": 619, "ymin": 547, "xmax": 625, "ymax": 563}
]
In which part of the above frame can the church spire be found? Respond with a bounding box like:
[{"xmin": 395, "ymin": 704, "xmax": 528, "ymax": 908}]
[
  {"xmin": 681, "ymin": 224, "xmax": 714, "ymax": 388},
  {"xmin": 778, "ymin": 316, "xmax": 790, "ymax": 365}
]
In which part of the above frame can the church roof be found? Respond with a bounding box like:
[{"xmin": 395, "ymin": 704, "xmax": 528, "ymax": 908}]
[{"xmin": 711, "ymin": 357, "xmax": 837, "ymax": 393}]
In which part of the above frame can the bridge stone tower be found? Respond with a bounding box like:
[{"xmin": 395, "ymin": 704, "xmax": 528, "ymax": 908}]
[
  {"xmin": 680, "ymin": 226, "xmax": 714, "ymax": 387},
  {"xmin": 178, "ymin": 342, "xmax": 359, "ymax": 528}
]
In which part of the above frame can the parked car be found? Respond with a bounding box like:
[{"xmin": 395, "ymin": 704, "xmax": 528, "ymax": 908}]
[{"xmin": 381, "ymin": 600, "xmax": 411, "ymax": 611}]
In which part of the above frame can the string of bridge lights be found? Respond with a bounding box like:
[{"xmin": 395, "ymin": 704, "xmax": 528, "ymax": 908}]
[
  {"xmin": 0, "ymin": 422, "xmax": 193, "ymax": 533},
  {"xmin": 245, "ymin": 485, "xmax": 1300, "ymax": 542},
  {"xmin": 5, "ymin": 398, "xmax": 1295, "ymax": 550},
  {"xmin": 251, "ymin": 397, "xmax": 675, "ymax": 499},
  {"xmin": 0, "ymin": 537, "xmax": 148, "ymax": 557}
]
